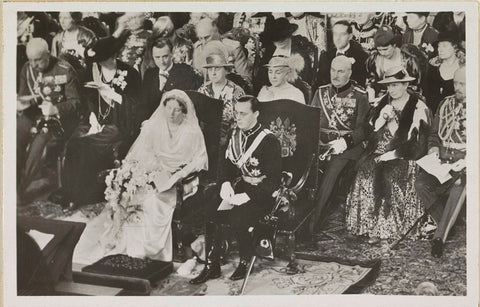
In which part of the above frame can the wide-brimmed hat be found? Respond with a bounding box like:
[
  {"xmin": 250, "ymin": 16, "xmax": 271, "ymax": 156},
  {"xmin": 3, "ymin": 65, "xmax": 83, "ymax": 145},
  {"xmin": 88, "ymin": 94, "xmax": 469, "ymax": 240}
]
[
  {"xmin": 84, "ymin": 36, "xmax": 123, "ymax": 64},
  {"xmin": 435, "ymin": 30, "xmax": 460, "ymax": 47},
  {"xmin": 260, "ymin": 17, "xmax": 298, "ymax": 42},
  {"xmin": 263, "ymin": 55, "xmax": 289, "ymax": 68},
  {"xmin": 374, "ymin": 25, "xmax": 395, "ymax": 47},
  {"xmin": 202, "ymin": 41, "xmax": 233, "ymax": 68},
  {"xmin": 377, "ymin": 66, "xmax": 416, "ymax": 84},
  {"xmin": 203, "ymin": 53, "xmax": 234, "ymax": 68}
]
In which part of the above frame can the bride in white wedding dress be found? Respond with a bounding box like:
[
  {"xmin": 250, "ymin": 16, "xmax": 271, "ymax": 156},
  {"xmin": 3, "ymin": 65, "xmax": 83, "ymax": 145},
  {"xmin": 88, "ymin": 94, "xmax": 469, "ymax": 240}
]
[{"xmin": 71, "ymin": 89, "xmax": 208, "ymax": 264}]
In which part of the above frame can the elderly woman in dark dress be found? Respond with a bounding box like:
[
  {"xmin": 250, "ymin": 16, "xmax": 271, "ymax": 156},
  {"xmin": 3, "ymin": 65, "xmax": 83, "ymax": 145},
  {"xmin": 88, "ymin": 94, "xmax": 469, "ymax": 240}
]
[
  {"xmin": 346, "ymin": 66, "xmax": 432, "ymax": 243},
  {"xmin": 59, "ymin": 36, "xmax": 141, "ymax": 208}
]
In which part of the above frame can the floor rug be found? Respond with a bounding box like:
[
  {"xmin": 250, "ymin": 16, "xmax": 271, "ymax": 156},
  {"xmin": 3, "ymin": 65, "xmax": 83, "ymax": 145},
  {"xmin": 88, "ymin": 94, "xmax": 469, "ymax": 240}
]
[{"xmin": 152, "ymin": 256, "xmax": 380, "ymax": 296}]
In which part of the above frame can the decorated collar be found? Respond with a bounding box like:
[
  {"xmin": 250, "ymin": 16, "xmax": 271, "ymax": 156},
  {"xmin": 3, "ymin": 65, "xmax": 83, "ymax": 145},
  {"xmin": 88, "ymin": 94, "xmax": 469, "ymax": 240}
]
[
  {"xmin": 332, "ymin": 81, "xmax": 352, "ymax": 95},
  {"xmin": 242, "ymin": 122, "xmax": 261, "ymax": 137}
]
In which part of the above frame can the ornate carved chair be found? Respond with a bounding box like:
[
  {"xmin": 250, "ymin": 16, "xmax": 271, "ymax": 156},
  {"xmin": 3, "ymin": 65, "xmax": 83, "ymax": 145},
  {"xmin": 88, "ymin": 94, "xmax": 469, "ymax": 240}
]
[
  {"xmin": 256, "ymin": 99, "xmax": 321, "ymax": 269},
  {"xmin": 172, "ymin": 90, "xmax": 223, "ymax": 262}
]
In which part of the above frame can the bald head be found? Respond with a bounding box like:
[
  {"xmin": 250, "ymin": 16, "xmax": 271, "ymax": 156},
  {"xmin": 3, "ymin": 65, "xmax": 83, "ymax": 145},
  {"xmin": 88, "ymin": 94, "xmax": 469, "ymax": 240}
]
[
  {"xmin": 26, "ymin": 38, "xmax": 49, "ymax": 57},
  {"xmin": 196, "ymin": 17, "xmax": 218, "ymax": 46},
  {"xmin": 331, "ymin": 55, "xmax": 353, "ymax": 88},
  {"xmin": 26, "ymin": 38, "xmax": 50, "ymax": 72},
  {"xmin": 454, "ymin": 66, "xmax": 466, "ymax": 101}
]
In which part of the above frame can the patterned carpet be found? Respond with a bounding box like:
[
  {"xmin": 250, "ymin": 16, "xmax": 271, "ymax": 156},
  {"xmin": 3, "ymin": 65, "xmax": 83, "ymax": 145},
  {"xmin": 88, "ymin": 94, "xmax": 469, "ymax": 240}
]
[
  {"xmin": 18, "ymin": 199, "xmax": 467, "ymax": 296},
  {"xmin": 153, "ymin": 256, "xmax": 376, "ymax": 296}
]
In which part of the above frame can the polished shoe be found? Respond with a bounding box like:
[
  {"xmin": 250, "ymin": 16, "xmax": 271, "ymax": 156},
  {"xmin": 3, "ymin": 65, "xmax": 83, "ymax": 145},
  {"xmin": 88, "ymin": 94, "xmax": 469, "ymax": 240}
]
[
  {"xmin": 431, "ymin": 238, "xmax": 444, "ymax": 258},
  {"xmin": 189, "ymin": 263, "xmax": 221, "ymax": 284},
  {"xmin": 230, "ymin": 260, "xmax": 252, "ymax": 281}
]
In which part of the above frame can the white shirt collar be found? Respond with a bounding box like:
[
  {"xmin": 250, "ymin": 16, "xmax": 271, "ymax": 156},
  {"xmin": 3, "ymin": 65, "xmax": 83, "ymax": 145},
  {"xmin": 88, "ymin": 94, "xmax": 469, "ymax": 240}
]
[{"xmin": 336, "ymin": 42, "xmax": 351, "ymax": 55}]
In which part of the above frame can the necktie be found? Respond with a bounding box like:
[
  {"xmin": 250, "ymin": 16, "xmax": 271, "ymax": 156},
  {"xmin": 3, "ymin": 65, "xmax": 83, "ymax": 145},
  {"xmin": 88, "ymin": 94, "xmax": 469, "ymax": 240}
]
[{"xmin": 159, "ymin": 70, "xmax": 169, "ymax": 90}]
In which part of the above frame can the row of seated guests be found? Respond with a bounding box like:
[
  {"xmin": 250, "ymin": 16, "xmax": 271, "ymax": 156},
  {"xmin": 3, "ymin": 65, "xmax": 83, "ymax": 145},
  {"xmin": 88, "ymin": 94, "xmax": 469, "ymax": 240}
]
[
  {"xmin": 17, "ymin": 12, "xmax": 466, "ymax": 277},
  {"xmin": 18, "ymin": 11, "xmax": 466, "ymax": 110}
]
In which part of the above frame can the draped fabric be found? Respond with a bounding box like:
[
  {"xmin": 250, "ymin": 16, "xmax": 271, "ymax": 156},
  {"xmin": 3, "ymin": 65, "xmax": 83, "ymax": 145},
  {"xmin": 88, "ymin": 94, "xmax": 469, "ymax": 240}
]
[{"xmin": 72, "ymin": 90, "xmax": 208, "ymax": 264}]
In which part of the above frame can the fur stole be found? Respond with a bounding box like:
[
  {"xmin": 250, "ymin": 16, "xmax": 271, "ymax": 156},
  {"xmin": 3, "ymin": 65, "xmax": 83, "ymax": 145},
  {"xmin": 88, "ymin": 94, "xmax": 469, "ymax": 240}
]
[{"xmin": 363, "ymin": 93, "xmax": 431, "ymax": 218}]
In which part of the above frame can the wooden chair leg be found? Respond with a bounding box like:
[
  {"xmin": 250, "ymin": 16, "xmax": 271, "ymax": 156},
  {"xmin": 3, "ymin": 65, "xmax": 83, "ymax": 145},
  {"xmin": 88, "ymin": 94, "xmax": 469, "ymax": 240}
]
[
  {"xmin": 286, "ymin": 232, "xmax": 299, "ymax": 275},
  {"xmin": 172, "ymin": 221, "xmax": 187, "ymax": 263}
]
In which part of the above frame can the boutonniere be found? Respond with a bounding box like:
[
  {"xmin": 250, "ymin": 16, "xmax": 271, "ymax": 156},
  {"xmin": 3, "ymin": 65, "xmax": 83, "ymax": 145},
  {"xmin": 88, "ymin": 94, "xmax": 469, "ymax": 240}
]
[
  {"xmin": 421, "ymin": 43, "xmax": 434, "ymax": 53},
  {"xmin": 112, "ymin": 70, "xmax": 128, "ymax": 91}
]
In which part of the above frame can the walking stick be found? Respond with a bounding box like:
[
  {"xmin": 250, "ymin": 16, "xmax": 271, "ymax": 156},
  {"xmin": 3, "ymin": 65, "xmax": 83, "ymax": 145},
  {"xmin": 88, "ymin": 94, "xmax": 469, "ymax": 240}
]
[
  {"xmin": 239, "ymin": 255, "xmax": 257, "ymax": 295},
  {"xmin": 390, "ymin": 212, "xmax": 427, "ymax": 250},
  {"xmin": 442, "ymin": 185, "xmax": 466, "ymax": 243}
]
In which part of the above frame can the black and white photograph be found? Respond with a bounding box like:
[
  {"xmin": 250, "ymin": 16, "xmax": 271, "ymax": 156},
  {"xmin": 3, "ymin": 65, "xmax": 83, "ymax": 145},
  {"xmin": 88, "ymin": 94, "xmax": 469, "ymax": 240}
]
[{"xmin": 2, "ymin": 1, "xmax": 479, "ymax": 306}]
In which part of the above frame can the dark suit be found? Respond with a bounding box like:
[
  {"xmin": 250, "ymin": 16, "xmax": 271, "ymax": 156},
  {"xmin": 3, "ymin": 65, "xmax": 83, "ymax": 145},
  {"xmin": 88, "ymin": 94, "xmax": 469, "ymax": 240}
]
[
  {"xmin": 402, "ymin": 24, "xmax": 439, "ymax": 58},
  {"xmin": 314, "ymin": 40, "xmax": 369, "ymax": 89},
  {"xmin": 140, "ymin": 63, "xmax": 202, "ymax": 122}
]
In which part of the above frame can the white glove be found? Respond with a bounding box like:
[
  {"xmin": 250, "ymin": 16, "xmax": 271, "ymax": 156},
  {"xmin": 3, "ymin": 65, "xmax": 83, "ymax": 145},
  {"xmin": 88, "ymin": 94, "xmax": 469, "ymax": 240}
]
[
  {"xmin": 38, "ymin": 101, "xmax": 59, "ymax": 116},
  {"xmin": 220, "ymin": 181, "xmax": 234, "ymax": 201},
  {"xmin": 97, "ymin": 83, "xmax": 122, "ymax": 105},
  {"xmin": 375, "ymin": 150, "xmax": 398, "ymax": 162},
  {"xmin": 230, "ymin": 193, "xmax": 250, "ymax": 206},
  {"xmin": 86, "ymin": 112, "xmax": 104, "ymax": 135},
  {"xmin": 328, "ymin": 138, "xmax": 348, "ymax": 155},
  {"xmin": 375, "ymin": 104, "xmax": 395, "ymax": 131}
]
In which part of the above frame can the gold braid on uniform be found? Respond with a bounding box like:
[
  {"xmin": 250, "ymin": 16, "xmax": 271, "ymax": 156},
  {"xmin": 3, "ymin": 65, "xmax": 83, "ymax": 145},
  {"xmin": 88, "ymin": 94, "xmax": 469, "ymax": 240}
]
[{"xmin": 438, "ymin": 98, "xmax": 463, "ymax": 144}]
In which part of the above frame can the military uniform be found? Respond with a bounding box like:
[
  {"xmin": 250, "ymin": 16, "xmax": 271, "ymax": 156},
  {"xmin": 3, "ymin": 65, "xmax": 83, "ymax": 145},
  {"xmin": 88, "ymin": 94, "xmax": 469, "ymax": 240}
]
[
  {"xmin": 309, "ymin": 81, "xmax": 370, "ymax": 231},
  {"xmin": 192, "ymin": 38, "xmax": 253, "ymax": 85},
  {"xmin": 415, "ymin": 94, "xmax": 466, "ymax": 245},
  {"xmin": 17, "ymin": 56, "xmax": 81, "ymax": 193},
  {"xmin": 206, "ymin": 123, "xmax": 282, "ymax": 263}
]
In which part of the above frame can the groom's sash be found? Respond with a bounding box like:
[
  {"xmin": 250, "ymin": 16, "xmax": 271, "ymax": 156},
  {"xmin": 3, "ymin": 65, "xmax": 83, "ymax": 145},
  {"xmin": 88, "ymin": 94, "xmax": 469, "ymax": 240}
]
[{"xmin": 226, "ymin": 128, "xmax": 271, "ymax": 176}]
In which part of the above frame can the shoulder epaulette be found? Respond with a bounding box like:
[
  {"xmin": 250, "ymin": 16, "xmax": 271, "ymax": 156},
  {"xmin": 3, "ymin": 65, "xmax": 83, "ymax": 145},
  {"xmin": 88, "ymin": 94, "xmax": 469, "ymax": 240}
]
[
  {"xmin": 318, "ymin": 84, "xmax": 330, "ymax": 90},
  {"xmin": 353, "ymin": 86, "xmax": 366, "ymax": 94}
]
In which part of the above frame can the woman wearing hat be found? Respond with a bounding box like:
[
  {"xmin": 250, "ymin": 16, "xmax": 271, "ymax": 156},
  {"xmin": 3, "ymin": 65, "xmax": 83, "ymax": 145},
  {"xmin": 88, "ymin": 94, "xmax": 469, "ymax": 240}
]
[
  {"xmin": 72, "ymin": 90, "xmax": 208, "ymax": 264},
  {"xmin": 198, "ymin": 41, "xmax": 245, "ymax": 145},
  {"xmin": 424, "ymin": 30, "xmax": 465, "ymax": 112},
  {"xmin": 257, "ymin": 55, "xmax": 305, "ymax": 104},
  {"xmin": 254, "ymin": 17, "xmax": 314, "ymax": 94},
  {"xmin": 58, "ymin": 36, "xmax": 141, "ymax": 208},
  {"xmin": 345, "ymin": 66, "xmax": 432, "ymax": 243}
]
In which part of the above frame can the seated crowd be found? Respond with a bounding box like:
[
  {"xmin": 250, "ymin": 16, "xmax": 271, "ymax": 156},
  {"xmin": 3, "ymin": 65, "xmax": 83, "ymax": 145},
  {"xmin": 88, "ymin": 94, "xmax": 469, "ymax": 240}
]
[{"xmin": 17, "ymin": 11, "xmax": 466, "ymax": 283}]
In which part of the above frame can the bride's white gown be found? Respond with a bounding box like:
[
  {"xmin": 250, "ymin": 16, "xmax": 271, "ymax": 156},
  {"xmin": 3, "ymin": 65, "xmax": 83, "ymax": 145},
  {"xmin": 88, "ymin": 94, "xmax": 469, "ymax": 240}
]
[{"xmin": 69, "ymin": 90, "xmax": 208, "ymax": 265}]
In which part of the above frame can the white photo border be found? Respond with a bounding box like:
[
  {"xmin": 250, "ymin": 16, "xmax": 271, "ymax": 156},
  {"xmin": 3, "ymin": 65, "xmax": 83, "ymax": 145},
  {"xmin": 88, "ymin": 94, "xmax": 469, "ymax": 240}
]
[{"xmin": 2, "ymin": 2, "xmax": 479, "ymax": 306}]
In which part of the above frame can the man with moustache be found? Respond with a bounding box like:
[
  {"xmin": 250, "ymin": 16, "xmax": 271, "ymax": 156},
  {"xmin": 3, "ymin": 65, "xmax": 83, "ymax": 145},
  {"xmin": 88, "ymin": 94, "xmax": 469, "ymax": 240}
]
[
  {"xmin": 17, "ymin": 37, "xmax": 81, "ymax": 200},
  {"xmin": 309, "ymin": 55, "xmax": 370, "ymax": 234},
  {"xmin": 190, "ymin": 95, "xmax": 282, "ymax": 284},
  {"xmin": 415, "ymin": 66, "xmax": 467, "ymax": 258},
  {"xmin": 140, "ymin": 38, "xmax": 202, "ymax": 122}
]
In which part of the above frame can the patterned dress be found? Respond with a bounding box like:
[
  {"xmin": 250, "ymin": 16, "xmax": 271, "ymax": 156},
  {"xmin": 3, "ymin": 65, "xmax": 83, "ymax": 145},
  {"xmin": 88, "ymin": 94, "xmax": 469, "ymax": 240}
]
[
  {"xmin": 198, "ymin": 80, "xmax": 245, "ymax": 145},
  {"xmin": 345, "ymin": 110, "xmax": 425, "ymax": 240}
]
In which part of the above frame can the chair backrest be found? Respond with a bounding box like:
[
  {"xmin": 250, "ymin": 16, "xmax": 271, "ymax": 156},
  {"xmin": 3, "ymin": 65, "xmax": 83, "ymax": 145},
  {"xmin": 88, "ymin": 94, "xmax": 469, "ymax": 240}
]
[
  {"xmin": 258, "ymin": 99, "xmax": 320, "ymax": 195},
  {"xmin": 185, "ymin": 91, "xmax": 223, "ymax": 180}
]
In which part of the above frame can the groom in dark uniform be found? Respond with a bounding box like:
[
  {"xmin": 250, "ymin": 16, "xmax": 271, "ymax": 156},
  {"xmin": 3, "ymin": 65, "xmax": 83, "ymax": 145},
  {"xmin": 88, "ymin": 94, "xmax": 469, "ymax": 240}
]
[
  {"xmin": 140, "ymin": 37, "xmax": 202, "ymax": 122},
  {"xmin": 309, "ymin": 55, "xmax": 370, "ymax": 234},
  {"xmin": 190, "ymin": 95, "xmax": 282, "ymax": 284}
]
